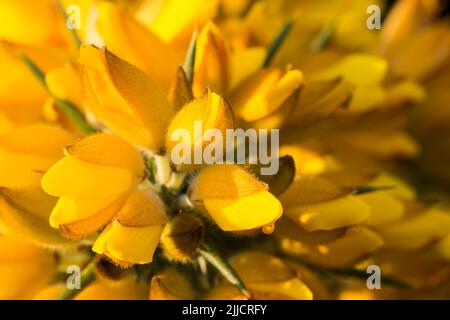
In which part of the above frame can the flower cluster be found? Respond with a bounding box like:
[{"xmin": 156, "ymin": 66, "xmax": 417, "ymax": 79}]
[{"xmin": 0, "ymin": 0, "xmax": 450, "ymax": 300}]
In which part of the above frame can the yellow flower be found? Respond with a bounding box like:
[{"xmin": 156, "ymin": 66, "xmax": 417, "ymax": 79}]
[
  {"xmin": 279, "ymin": 176, "xmax": 370, "ymax": 232},
  {"xmin": 144, "ymin": 0, "xmax": 218, "ymax": 45},
  {"xmin": 311, "ymin": 54, "xmax": 388, "ymax": 111},
  {"xmin": 208, "ymin": 251, "xmax": 312, "ymax": 300},
  {"xmin": 230, "ymin": 66, "xmax": 303, "ymax": 128},
  {"xmin": 0, "ymin": 0, "xmax": 64, "ymax": 47},
  {"xmin": 275, "ymin": 218, "xmax": 383, "ymax": 269},
  {"xmin": 190, "ymin": 164, "xmax": 282, "ymax": 233},
  {"xmin": 0, "ymin": 124, "xmax": 73, "ymax": 188},
  {"xmin": 93, "ymin": 189, "xmax": 167, "ymax": 265},
  {"xmin": 74, "ymin": 278, "xmax": 148, "ymax": 300},
  {"xmin": 96, "ymin": 1, "xmax": 184, "ymax": 89},
  {"xmin": 166, "ymin": 89, "xmax": 234, "ymax": 170},
  {"xmin": 375, "ymin": 204, "xmax": 450, "ymax": 250},
  {"xmin": 0, "ymin": 235, "xmax": 56, "ymax": 299},
  {"xmin": 41, "ymin": 133, "xmax": 145, "ymax": 238},
  {"xmin": 79, "ymin": 45, "xmax": 175, "ymax": 150},
  {"xmin": 149, "ymin": 267, "xmax": 195, "ymax": 300}
]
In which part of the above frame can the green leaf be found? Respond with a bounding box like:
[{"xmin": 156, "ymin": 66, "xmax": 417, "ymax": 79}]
[
  {"xmin": 21, "ymin": 54, "xmax": 95, "ymax": 134},
  {"xmin": 198, "ymin": 242, "xmax": 251, "ymax": 298},
  {"xmin": 247, "ymin": 155, "xmax": 296, "ymax": 196},
  {"xmin": 183, "ymin": 29, "xmax": 197, "ymax": 85},
  {"xmin": 263, "ymin": 19, "xmax": 294, "ymax": 67},
  {"xmin": 58, "ymin": 261, "xmax": 96, "ymax": 300}
]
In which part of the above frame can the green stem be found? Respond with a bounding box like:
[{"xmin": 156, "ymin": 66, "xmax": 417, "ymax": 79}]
[
  {"xmin": 183, "ymin": 29, "xmax": 197, "ymax": 85},
  {"xmin": 55, "ymin": 0, "xmax": 82, "ymax": 49},
  {"xmin": 21, "ymin": 54, "xmax": 95, "ymax": 134},
  {"xmin": 198, "ymin": 242, "xmax": 251, "ymax": 298},
  {"xmin": 263, "ymin": 19, "xmax": 294, "ymax": 67},
  {"xmin": 310, "ymin": 22, "xmax": 336, "ymax": 53},
  {"xmin": 58, "ymin": 261, "xmax": 96, "ymax": 300}
]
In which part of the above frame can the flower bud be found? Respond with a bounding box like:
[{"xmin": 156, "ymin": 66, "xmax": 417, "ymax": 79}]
[{"xmin": 161, "ymin": 212, "xmax": 204, "ymax": 262}]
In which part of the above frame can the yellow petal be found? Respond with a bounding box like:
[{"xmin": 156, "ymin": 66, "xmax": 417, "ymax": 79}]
[
  {"xmin": 193, "ymin": 21, "xmax": 231, "ymax": 96},
  {"xmin": 55, "ymin": 194, "xmax": 127, "ymax": 239},
  {"xmin": 0, "ymin": 43, "xmax": 47, "ymax": 111},
  {"xmin": 150, "ymin": 267, "xmax": 195, "ymax": 300},
  {"xmin": 229, "ymin": 47, "xmax": 266, "ymax": 90},
  {"xmin": 168, "ymin": 67, "xmax": 194, "ymax": 111},
  {"xmin": 49, "ymin": 195, "xmax": 119, "ymax": 228},
  {"xmin": 203, "ymin": 190, "xmax": 282, "ymax": 231},
  {"xmin": 148, "ymin": 0, "xmax": 218, "ymax": 44},
  {"xmin": 380, "ymin": 0, "xmax": 440, "ymax": 56},
  {"xmin": 0, "ymin": 0, "xmax": 64, "ymax": 46},
  {"xmin": 230, "ymin": 67, "xmax": 303, "ymax": 122},
  {"xmin": 80, "ymin": 45, "xmax": 175, "ymax": 149},
  {"xmin": 65, "ymin": 133, "xmax": 144, "ymax": 176},
  {"xmin": 0, "ymin": 236, "xmax": 56, "ymax": 299},
  {"xmin": 431, "ymin": 234, "xmax": 450, "ymax": 261},
  {"xmin": 0, "ymin": 124, "xmax": 73, "ymax": 188},
  {"xmin": 93, "ymin": 220, "xmax": 163, "ymax": 265},
  {"xmin": 376, "ymin": 207, "xmax": 450, "ymax": 250},
  {"xmin": 97, "ymin": 1, "xmax": 183, "ymax": 89},
  {"xmin": 312, "ymin": 54, "xmax": 388, "ymax": 86},
  {"xmin": 191, "ymin": 164, "xmax": 267, "ymax": 200},
  {"xmin": 250, "ymin": 279, "xmax": 313, "ymax": 300},
  {"xmin": 362, "ymin": 191, "xmax": 405, "ymax": 227},
  {"xmin": 74, "ymin": 279, "xmax": 148, "ymax": 300},
  {"xmin": 278, "ymin": 223, "xmax": 384, "ymax": 268},
  {"xmin": 41, "ymin": 155, "xmax": 134, "ymax": 198},
  {"xmin": 279, "ymin": 176, "xmax": 353, "ymax": 208},
  {"xmin": 230, "ymin": 251, "xmax": 297, "ymax": 283},
  {"xmin": 166, "ymin": 91, "xmax": 234, "ymax": 167},
  {"xmin": 0, "ymin": 187, "xmax": 73, "ymax": 249},
  {"xmin": 229, "ymin": 251, "xmax": 312, "ymax": 300},
  {"xmin": 117, "ymin": 189, "xmax": 167, "ymax": 228},
  {"xmin": 285, "ymin": 195, "xmax": 370, "ymax": 232},
  {"xmin": 45, "ymin": 63, "xmax": 84, "ymax": 107}
]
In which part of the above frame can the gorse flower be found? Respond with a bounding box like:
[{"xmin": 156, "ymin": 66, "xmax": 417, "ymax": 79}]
[{"xmin": 0, "ymin": 0, "xmax": 450, "ymax": 300}]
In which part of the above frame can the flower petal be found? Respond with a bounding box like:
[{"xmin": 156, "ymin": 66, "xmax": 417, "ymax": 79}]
[{"xmin": 203, "ymin": 190, "xmax": 282, "ymax": 232}]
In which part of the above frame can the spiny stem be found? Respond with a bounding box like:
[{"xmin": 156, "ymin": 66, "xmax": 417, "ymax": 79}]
[
  {"xmin": 198, "ymin": 242, "xmax": 251, "ymax": 299},
  {"xmin": 21, "ymin": 54, "xmax": 95, "ymax": 134},
  {"xmin": 183, "ymin": 29, "xmax": 197, "ymax": 85},
  {"xmin": 263, "ymin": 19, "xmax": 295, "ymax": 67},
  {"xmin": 58, "ymin": 261, "xmax": 96, "ymax": 300}
]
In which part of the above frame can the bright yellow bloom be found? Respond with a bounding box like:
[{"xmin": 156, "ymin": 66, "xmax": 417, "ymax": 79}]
[
  {"xmin": 150, "ymin": 267, "xmax": 195, "ymax": 300},
  {"xmin": 42, "ymin": 133, "xmax": 144, "ymax": 238},
  {"xmin": 0, "ymin": 236, "xmax": 56, "ymax": 299},
  {"xmin": 208, "ymin": 251, "xmax": 312, "ymax": 300},
  {"xmin": 79, "ymin": 45, "xmax": 175, "ymax": 150},
  {"xmin": 97, "ymin": 1, "xmax": 184, "ymax": 89},
  {"xmin": 279, "ymin": 176, "xmax": 369, "ymax": 232},
  {"xmin": 0, "ymin": 0, "xmax": 64, "ymax": 47},
  {"xmin": 145, "ymin": 0, "xmax": 218, "ymax": 45},
  {"xmin": 93, "ymin": 189, "xmax": 167, "ymax": 265},
  {"xmin": 276, "ymin": 218, "xmax": 383, "ymax": 269},
  {"xmin": 166, "ymin": 90, "xmax": 234, "ymax": 170},
  {"xmin": 0, "ymin": 124, "xmax": 73, "ymax": 188},
  {"xmin": 74, "ymin": 279, "xmax": 148, "ymax": 300},
  {"xmin": 230, "ymin": 66, "xmax": 303, "ymax": 128},
  {"xmin": 375, "ymin": 205, "xmax": 450, "ymax": 250},
  {"xmin": 190, "ymin": 164, "xmax": 282, "ymax": 233}
]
